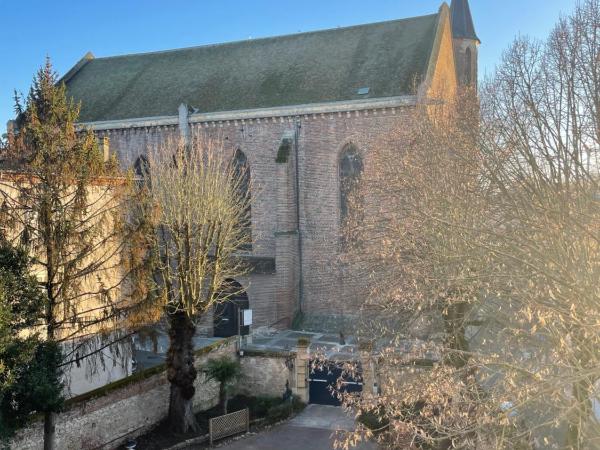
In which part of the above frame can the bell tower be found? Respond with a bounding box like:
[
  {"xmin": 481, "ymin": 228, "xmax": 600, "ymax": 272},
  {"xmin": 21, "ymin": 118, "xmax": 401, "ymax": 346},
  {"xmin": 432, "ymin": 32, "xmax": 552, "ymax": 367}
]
[{"xmin": 450, "ymin": 0, "xmax": 480, "ymax": 88}]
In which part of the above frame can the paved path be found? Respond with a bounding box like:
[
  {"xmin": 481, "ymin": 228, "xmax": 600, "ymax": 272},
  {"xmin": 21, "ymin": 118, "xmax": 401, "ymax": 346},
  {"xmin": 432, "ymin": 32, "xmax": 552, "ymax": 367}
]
[{"xmin": 213, "ymin": 404, "xmax": 376, "ymax": 450}]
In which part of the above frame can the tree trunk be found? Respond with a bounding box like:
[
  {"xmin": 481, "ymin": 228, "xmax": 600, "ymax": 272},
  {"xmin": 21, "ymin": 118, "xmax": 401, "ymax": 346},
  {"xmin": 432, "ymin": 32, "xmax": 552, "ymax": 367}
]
[
  {"xmin": 565, "ymin": 378, "xmax": 592, "ymax": 449},
  {"xmin": 219, "ymin": 384, "xmax": 228, "ymax": 414},
  {"xmin": 44, "ymin": 312, "xmax": 57, "ymax": 450},
  {"xmin": 441, "ymin": 300, "xmax": 469, "ymax": 368},
  {"xmin": 167, "ymin": 311, "xmax": 199, "ymax": 433},
  {"xmin": 43, "ymin": 411, "xmax": 56, "ymax": 450},
  {"xmin": 565, "ymin": 340, "xmax": 593, "ymax": 450},
  {"xmin": 564, "ymin": 331, "xmax": 594, "ymax": 449}
]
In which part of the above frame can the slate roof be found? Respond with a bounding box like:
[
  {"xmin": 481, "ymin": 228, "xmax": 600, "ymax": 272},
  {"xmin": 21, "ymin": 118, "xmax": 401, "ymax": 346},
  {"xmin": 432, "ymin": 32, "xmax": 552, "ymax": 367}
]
[
  {"xmin": 64, "ymin": 13, "xmax": 439, "ymax": 123},
  {"xmin": 450, "ymin": 0, "xmax": 479, "ymax": 42}
]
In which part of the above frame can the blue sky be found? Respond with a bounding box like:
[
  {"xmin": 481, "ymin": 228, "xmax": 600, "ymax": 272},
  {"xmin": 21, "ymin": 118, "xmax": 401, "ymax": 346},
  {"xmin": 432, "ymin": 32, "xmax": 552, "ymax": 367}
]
[{"xmin": 0, "ymin": 0, "xmax": 575, "ymax": 130}]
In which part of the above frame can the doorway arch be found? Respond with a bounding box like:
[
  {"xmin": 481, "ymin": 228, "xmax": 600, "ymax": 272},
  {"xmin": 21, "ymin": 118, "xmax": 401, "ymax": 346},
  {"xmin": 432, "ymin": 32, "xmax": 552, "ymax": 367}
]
[{"xmin": 213, "ymin": 279, "xmax": 249, "ymax": 338}]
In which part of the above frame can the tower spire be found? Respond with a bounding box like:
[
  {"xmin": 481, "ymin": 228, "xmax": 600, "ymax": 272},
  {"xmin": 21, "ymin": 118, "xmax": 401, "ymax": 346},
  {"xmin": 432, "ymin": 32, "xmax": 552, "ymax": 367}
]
[
  {"xmin": 450, "ymin": 0, "xmax": 480, "ymax": 43},
  {"xmin": 450, "ymin": 0, "xmax": 479, "ymax": 88}
]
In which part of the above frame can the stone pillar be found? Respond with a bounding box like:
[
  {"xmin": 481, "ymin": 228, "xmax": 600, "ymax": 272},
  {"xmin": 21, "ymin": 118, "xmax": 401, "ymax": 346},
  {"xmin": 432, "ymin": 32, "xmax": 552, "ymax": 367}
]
[
  {"xmin": 359, "ymin": 340, "xmax": 376, "ymax": 396},
  {"xmin": 293, "ymin": 337, "xmax": 310, "ymax": 402}
]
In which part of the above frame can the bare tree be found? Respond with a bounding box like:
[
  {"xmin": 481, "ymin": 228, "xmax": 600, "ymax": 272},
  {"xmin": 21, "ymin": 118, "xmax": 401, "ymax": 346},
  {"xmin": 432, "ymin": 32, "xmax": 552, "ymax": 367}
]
[
  {"xmin": 143, "ymin": 134, "xmax": 251, "ymax": 433},
  {"xmin": 474, "ymin": 1, "xmax": 600, "ymax": 446}
]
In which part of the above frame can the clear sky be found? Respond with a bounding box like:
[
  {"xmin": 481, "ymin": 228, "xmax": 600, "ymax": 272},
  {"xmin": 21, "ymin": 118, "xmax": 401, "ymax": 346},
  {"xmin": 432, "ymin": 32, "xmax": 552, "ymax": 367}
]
[{"xmin": 0, "ymin": 0, "xmax": 575, "ymax": 130}]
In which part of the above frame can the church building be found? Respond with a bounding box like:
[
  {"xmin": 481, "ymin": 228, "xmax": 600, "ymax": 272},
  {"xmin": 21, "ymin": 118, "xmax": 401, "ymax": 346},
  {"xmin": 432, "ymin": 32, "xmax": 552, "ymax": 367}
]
[{"xmin": 60, "ymin": 0, "xmax": 479, "ymax": 336}]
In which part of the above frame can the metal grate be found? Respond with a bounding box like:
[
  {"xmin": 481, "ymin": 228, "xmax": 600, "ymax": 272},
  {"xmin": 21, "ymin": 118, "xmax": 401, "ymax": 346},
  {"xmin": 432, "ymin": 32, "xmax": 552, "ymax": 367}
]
[{"xmin": 209, "ymin": 408, "xmax": 249, "ymax": 445}]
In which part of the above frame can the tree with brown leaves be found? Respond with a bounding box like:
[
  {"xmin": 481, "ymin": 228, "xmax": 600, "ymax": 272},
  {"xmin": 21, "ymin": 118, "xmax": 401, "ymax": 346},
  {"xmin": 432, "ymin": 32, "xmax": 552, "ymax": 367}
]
[
  {"xmin": 340, "ymin": 90, "xmax": 495, "ymax": 449},
  {"xmin": 340, "ymin": 2, "xmax": 600, "ymax": 448}
]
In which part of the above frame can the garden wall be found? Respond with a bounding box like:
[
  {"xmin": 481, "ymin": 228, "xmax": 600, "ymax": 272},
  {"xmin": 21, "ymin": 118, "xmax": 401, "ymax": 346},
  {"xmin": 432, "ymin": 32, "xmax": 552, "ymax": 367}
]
[
  {"xmin": 9, "ymin": 338, "xmax": 237, "ymax": 450},
  {"xmin": 237, "ymin": 350, "xmax": 295, "ymax": 399}
]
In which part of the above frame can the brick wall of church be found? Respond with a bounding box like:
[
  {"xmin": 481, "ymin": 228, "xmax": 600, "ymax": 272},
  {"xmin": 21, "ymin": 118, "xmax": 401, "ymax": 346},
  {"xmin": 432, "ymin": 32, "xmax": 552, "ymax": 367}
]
[
  {"xmin": 102, "ymin": 119, "xmax": 300, "ymax": 332},
  {"xmin": 296, "ymin": 107, "xmax": 414, "ymax": 325},
  {"xmin": 99, "ymin": 104, "xmax": 415, "ymax": 333}
]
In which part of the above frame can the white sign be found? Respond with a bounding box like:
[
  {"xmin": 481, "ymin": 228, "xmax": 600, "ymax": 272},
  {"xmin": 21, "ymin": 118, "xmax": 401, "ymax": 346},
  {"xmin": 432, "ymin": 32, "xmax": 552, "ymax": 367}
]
[{"xmin": 242, "ymin": 309, "xmax": 253, "ymax": 326}]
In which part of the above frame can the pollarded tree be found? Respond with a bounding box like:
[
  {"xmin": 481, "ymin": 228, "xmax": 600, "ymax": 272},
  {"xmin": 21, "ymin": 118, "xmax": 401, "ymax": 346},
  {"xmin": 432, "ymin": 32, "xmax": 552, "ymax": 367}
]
[
  {"xmin": 0, "ymin": 59, "xmax": 150, "ymax": 450},
  {"xmin": 143, "ymin": 135, "xmax": 251, "ymax": 433}
]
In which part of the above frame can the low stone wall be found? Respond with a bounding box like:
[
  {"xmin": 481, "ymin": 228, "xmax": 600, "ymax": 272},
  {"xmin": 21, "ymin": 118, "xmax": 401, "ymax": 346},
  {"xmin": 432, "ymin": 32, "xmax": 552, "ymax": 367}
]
[
  {"xmin": 237, "ymin": 350, "xmax": 295, "ymax": 399},
  {"xmin": 10, "ymin": 338, "xmax": 237, "ymax": 450}
]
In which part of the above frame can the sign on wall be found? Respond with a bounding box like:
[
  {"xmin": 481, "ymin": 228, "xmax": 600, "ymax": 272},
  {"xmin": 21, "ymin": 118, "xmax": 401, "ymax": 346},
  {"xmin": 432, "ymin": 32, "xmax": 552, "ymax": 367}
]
[{"xmin": 242, "ymin": 309, "xmax": 253, "ymax": 326}]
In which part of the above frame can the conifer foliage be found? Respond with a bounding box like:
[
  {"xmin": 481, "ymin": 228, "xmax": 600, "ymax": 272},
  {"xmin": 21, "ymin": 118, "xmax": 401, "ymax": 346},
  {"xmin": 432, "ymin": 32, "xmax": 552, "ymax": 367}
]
[{"xmin": 0, "ymin": 241, "xmax": 62, "ymax": 439}]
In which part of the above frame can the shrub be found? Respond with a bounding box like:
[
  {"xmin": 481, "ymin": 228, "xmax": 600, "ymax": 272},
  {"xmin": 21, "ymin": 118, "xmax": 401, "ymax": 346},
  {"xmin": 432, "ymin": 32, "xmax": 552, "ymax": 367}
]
[
  {"xmin": 297, "ymin": 337, "xmax": 311, "ymax": 347},
  {"xmin": 264, "ymin": 395, "xmax": 305, "ymax": 424},
  {"xmin": 358, "ymin": 409, "xmax": 389, "ymax": 433},
  {"xmin": 251, "ymin": 396, "xmax": 281, "ymax": 417}
]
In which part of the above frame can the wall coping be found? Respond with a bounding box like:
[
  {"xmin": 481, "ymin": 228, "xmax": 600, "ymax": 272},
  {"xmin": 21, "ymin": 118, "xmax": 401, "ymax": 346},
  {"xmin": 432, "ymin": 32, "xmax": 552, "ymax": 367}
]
[{"xmin": 241, "ymin": 348, "xmax": 296, "ymax": 358}]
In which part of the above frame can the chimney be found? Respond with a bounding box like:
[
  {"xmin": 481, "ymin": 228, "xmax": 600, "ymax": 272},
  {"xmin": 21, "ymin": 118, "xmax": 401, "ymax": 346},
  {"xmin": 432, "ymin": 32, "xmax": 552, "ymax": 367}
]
[{"xmin": 178, "ymin": 103, "xmax": 191, "ymax": 144}]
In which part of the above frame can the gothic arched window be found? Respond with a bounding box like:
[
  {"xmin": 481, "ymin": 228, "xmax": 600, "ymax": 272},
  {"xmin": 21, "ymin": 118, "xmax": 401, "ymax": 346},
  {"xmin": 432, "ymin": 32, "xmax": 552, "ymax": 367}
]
[
  {"xmin": 233, "ymin": 149, "xmax": 251, "ymax": 248},
  {"xmin": 465, "ymin": 47, "xmax": 472, "ymax": 85},
  {"xmin": 339, "ymin": 144, "xmax": 363, "ymax": 222},
  {"xmin": 134, "ymin": 155, "xmax": 150, "ymax": 187}
]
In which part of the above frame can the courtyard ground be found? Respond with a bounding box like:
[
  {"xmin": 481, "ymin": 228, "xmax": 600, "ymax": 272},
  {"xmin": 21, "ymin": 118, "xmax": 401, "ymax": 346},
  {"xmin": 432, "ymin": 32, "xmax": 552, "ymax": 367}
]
[{"xmin": 209, "ymin": 404, "xmax": 376, "ymax": 450}]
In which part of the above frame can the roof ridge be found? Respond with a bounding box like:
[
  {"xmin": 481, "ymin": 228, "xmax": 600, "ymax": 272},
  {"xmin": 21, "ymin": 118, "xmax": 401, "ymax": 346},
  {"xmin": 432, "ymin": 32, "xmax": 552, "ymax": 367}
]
[{"xmin": 90, "ymin": 12, "xmax": 439, "ymax": 62}]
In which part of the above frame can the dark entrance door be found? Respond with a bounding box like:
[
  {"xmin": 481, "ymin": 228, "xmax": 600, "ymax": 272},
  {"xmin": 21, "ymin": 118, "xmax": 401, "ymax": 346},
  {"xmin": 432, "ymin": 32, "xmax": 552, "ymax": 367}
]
[
  {"xmin": 213, "ymin": 280, "xmax": 249, "ymax": 338},
  {"xmin": 309, "ymin": 361, "xmax": 362, "ymax": 406}
]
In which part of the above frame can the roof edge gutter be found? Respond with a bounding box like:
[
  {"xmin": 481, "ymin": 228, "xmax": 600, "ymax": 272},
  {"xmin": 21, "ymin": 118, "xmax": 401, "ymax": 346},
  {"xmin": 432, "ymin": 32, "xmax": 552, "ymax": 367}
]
[{"xmin": 78, "ymin": 95, "xmax": 417, "ymax": 131}]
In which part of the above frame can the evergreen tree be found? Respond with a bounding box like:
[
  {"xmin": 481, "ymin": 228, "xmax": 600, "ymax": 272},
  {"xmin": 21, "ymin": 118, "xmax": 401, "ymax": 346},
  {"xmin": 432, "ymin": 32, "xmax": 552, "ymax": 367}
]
[
  {"xmin": 0, "ymin": 241, "xmax": 63, "ymax": 439},
  {"xmin": 1, "ymin": 58, "xmax": 149, "ymax": 450}
]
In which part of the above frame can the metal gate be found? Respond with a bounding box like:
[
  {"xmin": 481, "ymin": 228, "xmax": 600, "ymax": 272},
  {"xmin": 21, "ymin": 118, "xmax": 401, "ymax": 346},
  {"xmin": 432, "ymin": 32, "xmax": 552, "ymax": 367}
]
[{"xmin": 308, "ymin": 361, "xmax": 362, "ymax": 406}]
